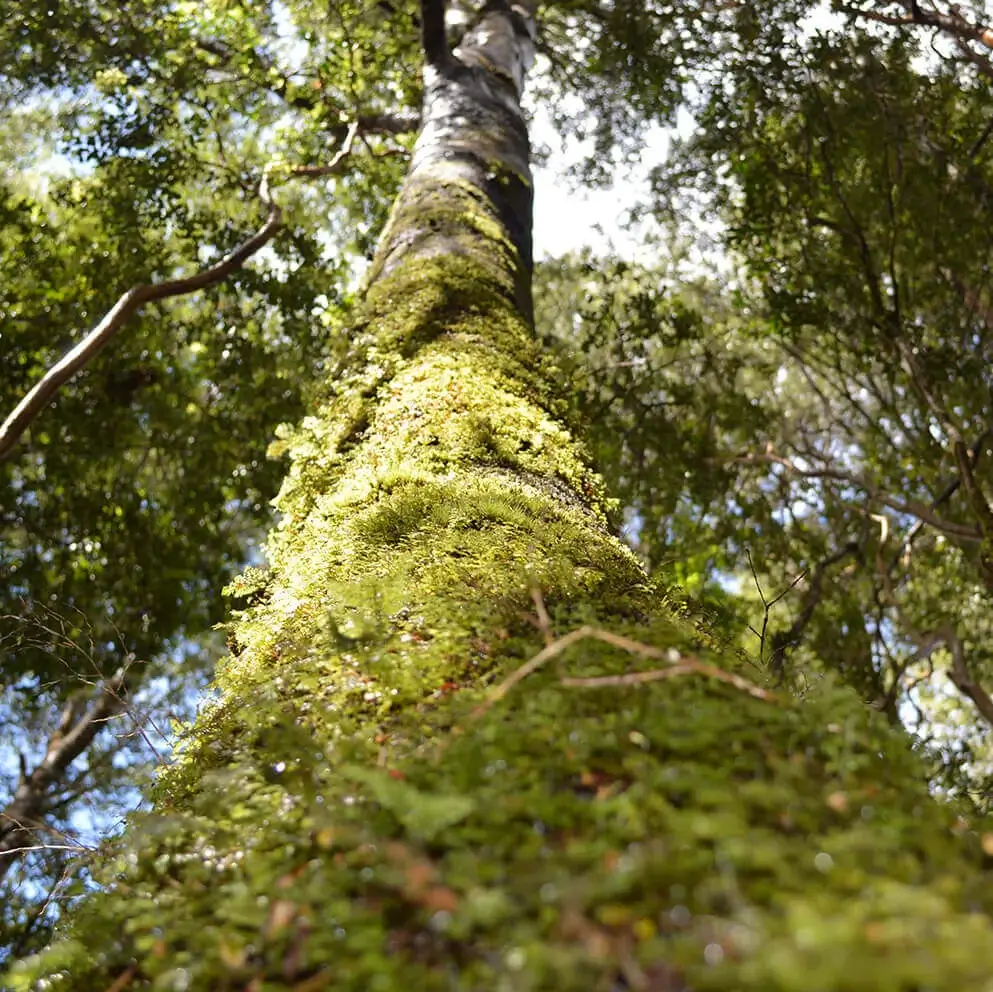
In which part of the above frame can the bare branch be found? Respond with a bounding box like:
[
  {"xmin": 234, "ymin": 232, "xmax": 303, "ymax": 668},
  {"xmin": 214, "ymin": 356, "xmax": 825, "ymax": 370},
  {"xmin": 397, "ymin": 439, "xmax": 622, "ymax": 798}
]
[
  {"xmin": 530, "ymin": 587, "xmax": 554, "ymax": 647},
  {"xmin": 726, "ymin": 450, "xmax": 984, "ymax": 542},
  {"xmin": 0, "ymin": 126, "xmax": 360, "ymax": 462},
  {"xmin": 0, "ymin": 668, "xmax": 128, "ymax": 883},
  {"xmin": 560, "ymin": 660, "xmax": 776, "ymax": 700},
  {"xmin": 474, "ymin": 621, "xmax": 774, "ymax": 722},
  {"xmin": 743, "ymin": 547, "xmax": 811, "ymax": 667}
]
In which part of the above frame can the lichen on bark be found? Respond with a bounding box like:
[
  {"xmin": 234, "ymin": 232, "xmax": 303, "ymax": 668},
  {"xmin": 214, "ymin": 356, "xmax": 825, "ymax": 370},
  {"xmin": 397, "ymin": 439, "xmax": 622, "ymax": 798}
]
[{"xmin": 11, "ymin": 3, "xmax": 993, "ymax": 991}]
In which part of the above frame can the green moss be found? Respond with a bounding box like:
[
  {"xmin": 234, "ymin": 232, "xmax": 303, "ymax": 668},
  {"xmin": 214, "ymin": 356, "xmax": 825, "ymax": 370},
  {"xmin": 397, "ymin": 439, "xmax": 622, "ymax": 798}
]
[
  {"xmin": 13, "ymin": 616, "xmax": 993, "ymax": 991},
  {"xmin": 12, "ymin": 158, "xmax": 993, "ymax": 992},
  {"xmin": 365, "ymin": 176, "xmax": 522, "ymax": 291}
]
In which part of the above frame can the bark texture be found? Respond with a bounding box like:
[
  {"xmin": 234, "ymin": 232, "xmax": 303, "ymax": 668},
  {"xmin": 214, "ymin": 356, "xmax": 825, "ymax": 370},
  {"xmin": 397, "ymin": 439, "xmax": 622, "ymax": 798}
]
[{"xmin": 11, "ymin": 3, "xmax": 993, "ymax": 990}]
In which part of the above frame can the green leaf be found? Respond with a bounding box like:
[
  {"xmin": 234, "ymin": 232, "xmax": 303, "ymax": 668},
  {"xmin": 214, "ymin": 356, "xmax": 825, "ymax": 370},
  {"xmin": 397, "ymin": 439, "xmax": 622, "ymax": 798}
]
[{"xmin": 342, "ymin": 765, "xmax": 476, "ymax": 842}]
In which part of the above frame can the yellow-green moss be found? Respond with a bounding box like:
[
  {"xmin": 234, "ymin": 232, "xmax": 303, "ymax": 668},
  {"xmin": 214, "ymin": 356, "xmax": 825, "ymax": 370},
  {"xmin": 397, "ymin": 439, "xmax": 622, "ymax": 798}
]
[{"xmin": 12, "ymin": 173, "xmax": 993, "ymax": 992}]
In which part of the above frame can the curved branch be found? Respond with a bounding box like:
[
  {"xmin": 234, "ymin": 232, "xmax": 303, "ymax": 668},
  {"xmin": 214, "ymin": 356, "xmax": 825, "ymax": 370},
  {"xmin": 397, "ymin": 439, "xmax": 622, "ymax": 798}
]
[
  {"xmin": 0, "ymin": 125, "xmax": 360, "ymax": 463},
  {"xmin": 0, "ymin": 212, "xmax": 279, "ymax": 463},
  {"xmin": 908, "ymin": 626, "xmax": 993, "ymax": 731}
]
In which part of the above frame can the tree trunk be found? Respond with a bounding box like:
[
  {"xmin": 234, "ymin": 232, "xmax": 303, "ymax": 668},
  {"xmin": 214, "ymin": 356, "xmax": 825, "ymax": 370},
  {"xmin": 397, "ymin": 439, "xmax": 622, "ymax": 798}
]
[{"xmin": 11, "ymin": 4, "xmax": 993, "ymax": 990}]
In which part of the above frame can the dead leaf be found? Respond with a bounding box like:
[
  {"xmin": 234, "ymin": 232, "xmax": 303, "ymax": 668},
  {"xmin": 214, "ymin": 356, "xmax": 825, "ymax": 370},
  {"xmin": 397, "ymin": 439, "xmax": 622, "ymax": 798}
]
[
  {"xmin": 420, "ymin": 885, "xmax": 460, "ymax": 912},
  {"xmin": 268, "ymin": 899, "xmax": 298, "ymax": 935}
]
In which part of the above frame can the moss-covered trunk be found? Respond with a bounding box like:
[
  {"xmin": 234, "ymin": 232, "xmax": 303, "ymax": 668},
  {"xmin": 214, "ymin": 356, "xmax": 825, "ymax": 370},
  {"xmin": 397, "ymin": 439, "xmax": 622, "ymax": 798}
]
[{"xmin": 13, "ymin": 3, "xmax": 993, "ymax": 990}]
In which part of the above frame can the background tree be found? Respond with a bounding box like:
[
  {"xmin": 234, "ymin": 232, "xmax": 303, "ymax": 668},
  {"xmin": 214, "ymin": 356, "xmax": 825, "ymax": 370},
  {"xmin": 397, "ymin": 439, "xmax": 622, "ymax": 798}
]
[
  {"xmin": 527, "ymin": 0, "xmax": 993, "ymax": 811},
  {"xmin": 633, "ymin": 0, "xmax": 993, "ymax": 801}
]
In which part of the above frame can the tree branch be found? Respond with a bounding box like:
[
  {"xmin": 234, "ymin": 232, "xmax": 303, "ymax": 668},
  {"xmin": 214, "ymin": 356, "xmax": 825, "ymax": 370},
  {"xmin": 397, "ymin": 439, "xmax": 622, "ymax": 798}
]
[
  {"xmin": 726, "ymin": 450, "xmax": 984, "ymax": 542},
  {"xmin": 944, "ymin": 627, "xmax": 993, "ymax": 729},
  {"xmin": 768, "ymin": 542, "xmax": 861, "ymax": 678},
  {"xmin": 0, "ymin": 125, "xmax": 360, "ymax": 462},
  {"xmin": 954, "ymin": 438, "xmax": 993, "ymax": 539},
  {"xmin": 193, "ymin": 37, "xmax": 422, "ymax": 136},
  {"xmin": 846, "ymin": 1, "xmax": 993, "ymax": 51},
  {"xmin": 913, "ymin": 626, "xmax": 993, "ymax": 730},
  {"xmin": 0, "ymin": 669, "xmax": 128, "ymax": 884},
  {"xmin": 883, "ymin": 336, "xmax": 993, "ymax": 549},
  {"xmin": 893, "ymin": 336, "xmax": 963, "ymax": 443}
]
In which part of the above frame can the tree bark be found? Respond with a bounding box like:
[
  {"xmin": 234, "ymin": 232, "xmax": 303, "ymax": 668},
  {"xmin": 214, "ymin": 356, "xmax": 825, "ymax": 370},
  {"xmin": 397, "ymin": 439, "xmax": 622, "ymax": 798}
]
[{"xmin": 11, "ymin": 3, "xmax": 993, "ymax": 990}]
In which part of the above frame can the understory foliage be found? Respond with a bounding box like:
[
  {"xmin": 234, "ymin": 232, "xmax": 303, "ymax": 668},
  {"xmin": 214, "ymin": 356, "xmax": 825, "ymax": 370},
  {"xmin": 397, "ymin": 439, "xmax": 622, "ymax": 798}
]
[{"xmin": 5, "ymin": 0, "xmax": 993, "ymax": 987}]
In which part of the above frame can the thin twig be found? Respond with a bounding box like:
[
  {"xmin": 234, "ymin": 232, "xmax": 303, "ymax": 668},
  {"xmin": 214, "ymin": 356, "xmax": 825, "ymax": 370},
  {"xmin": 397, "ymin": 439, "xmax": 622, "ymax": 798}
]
[
  {"xmin": 474, "ymin": 626, "xmax": 593, "ymax": 717},
  {"xmin": 530, "ymin": 587, "xmax": 554, "ymax": 647},
  {"xmin": 560, "ymin": 662, "xmax": 775, "ymax": 701},
  {"xmin": 104, "ymin": 966, "xmax": 137, "ymax": 992},
  {"xmin": 745, "ymin": 548, "xmax": 766, "ymax": 606},
  {"xmin": 745, "ymin": 547, "xmax": 771, "ymax": 662},
  {"xmin": 475, "ymin": 623, "xmax": 775, "ymax": 720},
  {"xmin": 767, "ymin": 568, "xmax": 810, "ymax": 610},
  {"xmin": 769, "ymin": 544, "xmax": 859, "ymax": 678},
  {"xmin": 0, "ymin": 842, "xmax": 91, "ymax": 857}
]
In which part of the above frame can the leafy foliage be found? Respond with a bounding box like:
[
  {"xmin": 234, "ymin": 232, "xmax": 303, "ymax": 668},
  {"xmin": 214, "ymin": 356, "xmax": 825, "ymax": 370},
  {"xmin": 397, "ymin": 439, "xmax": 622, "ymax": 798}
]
[{"xmin": 531, "ymin": 3, "xmax": 993, "ymax": 807}]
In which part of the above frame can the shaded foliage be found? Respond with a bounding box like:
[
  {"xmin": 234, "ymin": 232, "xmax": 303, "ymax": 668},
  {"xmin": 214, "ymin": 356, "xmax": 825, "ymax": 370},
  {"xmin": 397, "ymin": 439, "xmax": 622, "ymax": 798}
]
[{"xmin": 530, "ymin": 2, "xmax": 993, "ymax": 807}]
